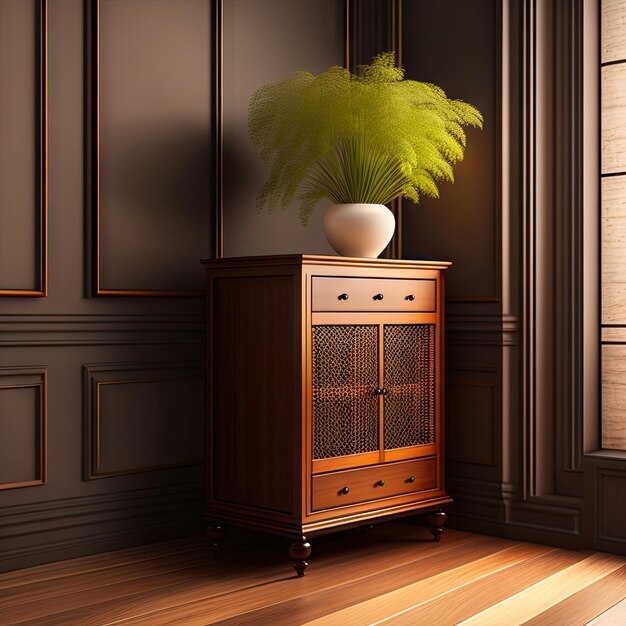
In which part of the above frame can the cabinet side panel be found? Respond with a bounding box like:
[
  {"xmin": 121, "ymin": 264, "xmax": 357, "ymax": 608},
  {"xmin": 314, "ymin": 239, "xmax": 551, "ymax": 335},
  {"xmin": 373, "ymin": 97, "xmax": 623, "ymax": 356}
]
[{"xmin": 211, "ymin": 275, "xmax": 295, "ymax": 515}]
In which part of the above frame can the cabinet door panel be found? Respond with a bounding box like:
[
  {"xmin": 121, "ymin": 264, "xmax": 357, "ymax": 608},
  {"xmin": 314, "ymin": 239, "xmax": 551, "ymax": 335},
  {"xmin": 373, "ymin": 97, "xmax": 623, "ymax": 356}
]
[
  {"xmin": 312, "ymin": 325, "xmax": 379, "ymax": 461},
  {"xmin": 383, "ymin": 324, "xmax": 436, "ymax": 453}
]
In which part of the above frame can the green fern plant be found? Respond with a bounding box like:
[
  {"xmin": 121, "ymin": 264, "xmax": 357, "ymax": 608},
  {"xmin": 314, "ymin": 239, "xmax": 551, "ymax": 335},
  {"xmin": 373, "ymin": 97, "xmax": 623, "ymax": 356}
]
[{"xmin": 248, "ymin": 52, "xmax": 483, "ymax": 225}]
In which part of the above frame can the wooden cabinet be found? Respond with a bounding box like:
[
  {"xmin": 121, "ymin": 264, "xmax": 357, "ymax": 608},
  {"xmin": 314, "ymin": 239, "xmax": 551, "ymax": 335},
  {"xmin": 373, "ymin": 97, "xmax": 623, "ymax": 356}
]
[{"xmin": 202, "ymin": 255, "xmax": 451, "ymax": 576}]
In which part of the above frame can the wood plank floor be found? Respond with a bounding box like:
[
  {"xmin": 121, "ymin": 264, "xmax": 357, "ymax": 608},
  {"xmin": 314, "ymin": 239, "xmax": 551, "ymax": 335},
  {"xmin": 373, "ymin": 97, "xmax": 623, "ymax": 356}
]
[{"xmin": 0, "ymin": 522, "xmax": 624, "ymax": 625}]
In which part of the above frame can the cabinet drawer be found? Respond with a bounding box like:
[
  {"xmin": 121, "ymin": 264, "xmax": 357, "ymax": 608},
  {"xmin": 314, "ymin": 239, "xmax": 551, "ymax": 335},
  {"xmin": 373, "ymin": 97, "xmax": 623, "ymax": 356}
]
[
  {"xmin": 312, "ymin": 277, "xmax": 436, "ymax": 312},
  {"xmin": 312, "ymin": 457, "xmax": 437, "ymax": 511}
]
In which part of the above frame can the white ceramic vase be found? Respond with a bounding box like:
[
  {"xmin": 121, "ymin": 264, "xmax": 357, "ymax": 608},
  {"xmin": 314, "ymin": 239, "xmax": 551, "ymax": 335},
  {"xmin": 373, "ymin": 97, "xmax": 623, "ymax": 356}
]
[{"xmin": 323, "ymin": 203, "xmax": 396, "ymax": 258}]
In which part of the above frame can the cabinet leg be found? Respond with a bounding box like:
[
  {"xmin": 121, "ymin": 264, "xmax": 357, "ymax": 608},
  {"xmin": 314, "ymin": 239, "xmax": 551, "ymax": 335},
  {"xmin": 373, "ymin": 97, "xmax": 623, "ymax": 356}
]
[
  {"xmin": 427, "ymin": 509, "xmax": 447, "ymax": 542},
  {"xmin": 289, "ymin": 537, "xmax": 312, "ymax": 577},
  {"xmin": 207, "ymin": 523, "xmax": 228, "ymax": 556}
]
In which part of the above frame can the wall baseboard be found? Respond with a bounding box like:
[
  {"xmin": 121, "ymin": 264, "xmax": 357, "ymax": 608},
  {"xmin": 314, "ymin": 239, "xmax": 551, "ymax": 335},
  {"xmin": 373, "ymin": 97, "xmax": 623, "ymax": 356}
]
[
  {"xmin": 0, "ymin": 483, "xmax": 204, "ymax": 573},
  {"xmin": 447, "ymin": 476, "xmax": 584, "ymax": 550}
]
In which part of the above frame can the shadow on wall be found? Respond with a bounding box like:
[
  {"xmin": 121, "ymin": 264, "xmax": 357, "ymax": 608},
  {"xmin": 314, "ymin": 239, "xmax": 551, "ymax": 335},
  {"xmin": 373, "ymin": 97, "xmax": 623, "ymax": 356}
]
[
  {"xmin": 98, "ymin": 123, "xmax": 212, "ymax": 289},
  {"xmin": 102, "ymin": 123, "xmax": 211, "ymax": 214}
]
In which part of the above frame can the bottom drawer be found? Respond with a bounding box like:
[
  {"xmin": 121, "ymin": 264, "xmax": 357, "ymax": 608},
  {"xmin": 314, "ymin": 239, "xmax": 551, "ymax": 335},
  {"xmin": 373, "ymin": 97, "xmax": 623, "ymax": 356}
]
[{"xmin": 312, "ymin": 457, "xmax": 437, "ymax": 511}]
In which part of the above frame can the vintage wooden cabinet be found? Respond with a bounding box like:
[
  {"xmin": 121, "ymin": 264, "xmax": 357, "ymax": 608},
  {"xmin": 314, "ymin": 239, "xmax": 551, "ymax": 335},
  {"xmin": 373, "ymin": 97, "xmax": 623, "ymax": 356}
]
[{"xmin": 202, "ymin": 254, "xmax": 452, "ymax": 576}]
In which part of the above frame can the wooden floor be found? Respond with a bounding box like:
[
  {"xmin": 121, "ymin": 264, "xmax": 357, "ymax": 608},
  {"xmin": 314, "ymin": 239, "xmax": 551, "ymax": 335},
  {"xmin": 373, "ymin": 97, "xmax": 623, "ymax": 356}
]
[{"xmin": 0, "ymin": 522, "xmax": 625, "ymax": 625}]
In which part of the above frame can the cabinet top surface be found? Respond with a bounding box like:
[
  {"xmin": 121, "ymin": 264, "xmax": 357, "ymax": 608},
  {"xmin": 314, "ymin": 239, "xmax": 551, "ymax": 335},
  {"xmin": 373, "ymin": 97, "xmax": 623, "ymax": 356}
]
[{"xmin": 201, "ymin": 254, "xmax": 452, "ymax": 271}]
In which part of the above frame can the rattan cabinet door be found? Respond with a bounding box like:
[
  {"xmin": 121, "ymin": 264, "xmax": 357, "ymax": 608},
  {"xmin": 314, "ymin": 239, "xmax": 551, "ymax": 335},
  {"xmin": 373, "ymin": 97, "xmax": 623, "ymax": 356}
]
[
  {"xmin": 383, "ymin": 324, "xmax": 436, "ymax": 456},
  {"xmin": 312, "ymin": 325, "xmax": 380, "ymax": 463}
]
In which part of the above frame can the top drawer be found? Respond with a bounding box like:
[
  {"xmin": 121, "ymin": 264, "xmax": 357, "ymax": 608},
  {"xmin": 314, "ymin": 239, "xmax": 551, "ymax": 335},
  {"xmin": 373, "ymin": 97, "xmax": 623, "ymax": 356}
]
[{"xmin": 312, "ymin": 277, "xmax": 436, "ymax": 312}]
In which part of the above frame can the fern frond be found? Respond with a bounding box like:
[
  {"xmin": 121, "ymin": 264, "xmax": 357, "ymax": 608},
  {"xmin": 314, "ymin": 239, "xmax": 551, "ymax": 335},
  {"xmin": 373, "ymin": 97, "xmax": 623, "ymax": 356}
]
[{"xmin": 248, "ymin": 51, "xmax": 483, "ymax": 224}]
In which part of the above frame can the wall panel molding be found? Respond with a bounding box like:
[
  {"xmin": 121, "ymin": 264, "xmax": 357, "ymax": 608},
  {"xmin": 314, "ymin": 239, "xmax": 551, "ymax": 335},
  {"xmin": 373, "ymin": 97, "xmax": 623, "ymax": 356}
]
[
  {"xmin": 83, "ymin": 362, "xmax": 204, "ymax": 479},
  {"xmin": 0, "ymin": 313, "xmax": 204, "ymax": 346},
  {"xmin": 596, "ymin": 469, "xmax": 626, "ymax": 546},
  {"xmin": 446, "ymin": 367, "xmax": 499, "ymax": 466},
  {"xmin": 213, "ymin": 0, "xmax": 223, "ymax": 259},
  {"xmin": 554, "ymin": 0, "xmax": 585, "ymax": 487},
  {"xmin": 507, "ymin": 497, "xmax": 582, "ymax": 535},
  {"xmin": 520, "ymin": 0, "xmax": 586, "ymax": 501},
  {"xmin": 0, "ymin": 367, "xmax": 47, "ymax": 490},
  {"xmin": 0, "ymin": 0, "xmax": 47, "ymax": 296},
  {"xmin": 399, "ymin": 0, "xmax": 502, "ymax": 302},
  {"xmin": 448, "ymin": 476, "xmax": 583, "ymax": 547},
  {"xmin": 447, "ymin": 313, "xmax": 517, "ymax": 346},
  {"xmin": 442, "ymin": 0, "xmax": 591, "ymax": 551},
  {"xmin": 86, "ymin": 0, "xmax": 211, "ymax": 296}
]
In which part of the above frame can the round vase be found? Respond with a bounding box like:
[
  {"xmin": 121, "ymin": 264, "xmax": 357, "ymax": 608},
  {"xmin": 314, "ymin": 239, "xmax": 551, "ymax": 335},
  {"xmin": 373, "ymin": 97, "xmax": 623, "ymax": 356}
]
[{"xmin": 323, "ymin": 203, "xmax": 396, "ymax": 258}]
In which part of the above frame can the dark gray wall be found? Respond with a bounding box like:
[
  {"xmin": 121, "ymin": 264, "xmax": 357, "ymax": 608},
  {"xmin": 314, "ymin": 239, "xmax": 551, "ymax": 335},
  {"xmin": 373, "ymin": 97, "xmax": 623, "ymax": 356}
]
[
  {"xmin": 2, "ymin": 0, "xmax": 624, "ymax": 574},
  {"xmin": 0, "ymin": 0, "xmax": 207, "ymax": 573},
  {"xmin": 0, "ymin": 0, "xmax": 350, "ymax": 574}
]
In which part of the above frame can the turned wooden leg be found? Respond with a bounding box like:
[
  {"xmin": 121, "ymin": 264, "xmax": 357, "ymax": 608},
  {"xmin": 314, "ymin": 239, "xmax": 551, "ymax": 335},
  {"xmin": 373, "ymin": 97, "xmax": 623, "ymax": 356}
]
[
  {"xmin": 427, "ymin": 509, "xmax": 447, "ymax": 542},
  {"xmin": 207, "ymin": 523, "xmax": 228, "ymax": 556},
  {"xmin": 289, "ymin": 537, "xmax": 311, "ymax": 577}
]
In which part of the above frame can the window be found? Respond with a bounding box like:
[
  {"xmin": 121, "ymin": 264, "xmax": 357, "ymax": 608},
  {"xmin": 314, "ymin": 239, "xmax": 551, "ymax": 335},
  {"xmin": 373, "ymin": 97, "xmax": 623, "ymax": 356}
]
[{"xmin": 601, "ymin": 0, "xmax": 626, "ymax": 451}]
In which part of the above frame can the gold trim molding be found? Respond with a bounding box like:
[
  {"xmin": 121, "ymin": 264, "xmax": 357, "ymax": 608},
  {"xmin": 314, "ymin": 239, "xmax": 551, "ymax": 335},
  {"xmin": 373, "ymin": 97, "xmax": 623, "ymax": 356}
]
[
  {"xmin": 86, "ymin": 0, "xmax": 206, "ymax": 297},
  {"xmin": 83, "ymin": 362, "xmax": 204, "ymax": 479},
  {"xmin": 0, "ymin": 367, "xmax": 48, "ymax": 490},
  {"xmin": 0, "ymin": 0, "xmax": 48, "ymax": 297}
]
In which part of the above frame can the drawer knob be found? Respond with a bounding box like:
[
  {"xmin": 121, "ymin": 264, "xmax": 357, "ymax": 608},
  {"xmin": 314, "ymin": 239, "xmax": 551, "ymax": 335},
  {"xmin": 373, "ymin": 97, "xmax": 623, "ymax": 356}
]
[
  {"xmin": 406, "ymin": 294, "xmax": 416, "ymax": 301},
  {"xmin": 381, "ymin": 387, "xmax": 388, "ymax": 396},
  {"xmin": 373, "ymin": 293, "xmax": 384, "ymax": 301},
  {"xmin": 376, "ymin": 479, "xmax": 385, "ymax": 487},
  {"xmin": 407, "ymin": 476, "xmax": 416, "ymax": 483},
  {"xmin": 338, "ymin": 293, "xmax": 349, "ymax": 301},
  {"xmin": 339, "ymin": 486, "xmax": 350, "ymax": 495}
]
